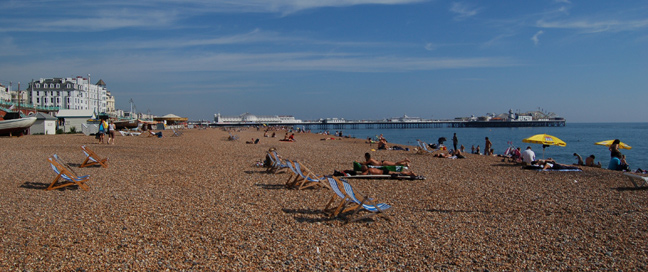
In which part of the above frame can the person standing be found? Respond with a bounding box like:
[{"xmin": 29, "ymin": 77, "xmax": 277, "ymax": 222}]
[
  {"xmin": 485, "ymin": 137, "xmax": 492, "ymax": 155},
  {"xmin": 452, "ymin": 133, "xmax": 458, "ymax": 152}
]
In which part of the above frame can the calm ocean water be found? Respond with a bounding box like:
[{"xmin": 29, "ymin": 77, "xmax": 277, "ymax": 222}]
[{"xmin": 334, "ymin": 123, "xmax": 648, "ymax": 171}]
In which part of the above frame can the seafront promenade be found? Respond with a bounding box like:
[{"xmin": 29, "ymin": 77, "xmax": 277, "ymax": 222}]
[{"xmin": 1, "ymin": 128, "xmax": 646, "ymax": 270}]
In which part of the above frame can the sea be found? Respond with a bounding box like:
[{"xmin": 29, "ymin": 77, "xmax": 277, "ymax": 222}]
[{"xmin": 333, "ymin": 123, "xmax": 648, "ymax": 171}]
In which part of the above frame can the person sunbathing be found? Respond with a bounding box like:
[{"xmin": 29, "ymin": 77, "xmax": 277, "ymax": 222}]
[
  {"xmin": 360, "ymin": 165, "xmax": 417, "ymax": 177},
  {"xmin": 360, "ymin": 153, "xmax": 410, "ymax": 167},
  {"xmin": 535, "ymin": 158, "xmax": 581, "ymax": 170}
]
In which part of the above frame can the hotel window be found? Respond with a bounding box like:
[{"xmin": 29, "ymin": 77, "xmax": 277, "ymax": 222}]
[
  {"xmin": 56, "ymin": 84, "xmax": 60, "ymax": 88},
  {"xmin": 50, "ymin": 83, "xmax": 54, "ymax": 88},
  {"xmin": 67, "ymin": 84, "xmax": 71, "ymax": 88},
  {"xmin": 36, "ymin": 98, "xmax": 40, "ymax": 103},
  {"xmin": 36, "ymin": 83, "xmax": 41, "ymax": 88}
]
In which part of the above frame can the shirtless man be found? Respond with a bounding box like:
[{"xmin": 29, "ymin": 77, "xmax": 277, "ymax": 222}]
[
  {"xmin": 360, "ymin": 165, "xmax": 417, "ymax": 177},
  {"xmin": 360, "ymin": 153, "xmax": 410, "ymax": 167},
  {"xmin": 585, "ymin": 155, "xmax": 602, "ymax": 168}
]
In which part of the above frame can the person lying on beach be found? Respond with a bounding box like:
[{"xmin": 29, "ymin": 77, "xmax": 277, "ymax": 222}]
[
  {"xmin": 433, "ymin": 149, "xmax": 465, "ymax": 159},
  {"xmin": 360, "ymin": 165, "xmax": 417, "ymax": 177},
  {"xmin": 360, "ymin": 152, "xmax": 410, "ymax": 167},
  {"xmin": 535, "ymin": 158, "xmax": 581, "ymax": 170}
]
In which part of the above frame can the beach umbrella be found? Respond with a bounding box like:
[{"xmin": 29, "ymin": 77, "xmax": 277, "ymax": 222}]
[
  {"xmin": 522, "ymin": 134, "xmax": 566, "ymax": 159},
  {"xmin": 595, "ymin": 140, "xmax": 632, "ymax": 150}
]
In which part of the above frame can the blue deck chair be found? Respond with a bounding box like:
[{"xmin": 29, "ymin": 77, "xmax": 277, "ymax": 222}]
[
  {"xmin": 340, "ymin": 178, "xmax": 391, "ymax": 223},
  {"xmin": 47, "ymin": 155, "xmax": 91, "ymax": 191},
  {"xmin": 323, "ymin": 176, "xmax": 352, "ymax": 217},
  {"xmin": 291, "ymin": 161, "xmax": 329, "ymax": 190},
  {"xmin": 416, "ymin": 139, "xmax": 434, "ymax": 154},
  {"xmin": 266, "ymin": 151, "xmax": 288, "ymax": 173}
]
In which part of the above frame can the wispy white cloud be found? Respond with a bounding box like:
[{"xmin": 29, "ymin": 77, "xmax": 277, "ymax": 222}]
[
  {"xmin": 424, "ymin": 43, "xmax": 437, "ymax": 51},
  {"xmin": 554, "ymin": 0, "xmax": 571, "ymax": 4},
  {"xmin": 450, "ymin": 2, "xmax": 480, "ymax": 21},
  {"xmin": 536, "ymin": 18, "xmax": 648, "ymax": 33},
  {"xmin": 531, "ymin": 30, "xmax": 544, "ymax": 45}
]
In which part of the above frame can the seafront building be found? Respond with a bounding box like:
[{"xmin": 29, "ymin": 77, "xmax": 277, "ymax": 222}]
[{"xmin": 26, "ymin": 76, "xmax": 113, "ymax": 114}]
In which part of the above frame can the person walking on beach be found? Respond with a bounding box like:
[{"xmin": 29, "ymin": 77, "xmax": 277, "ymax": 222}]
[
  {"xmin": 452, "ymin": 133, "xmax": 458, "ymax": 152},
  {"xmin": 107, "ymin": 120, "xmax": 116, "ymax": 145},
  {"xmin": 485, "ymin": 137, "xmax": 492, "ymax": 156}
]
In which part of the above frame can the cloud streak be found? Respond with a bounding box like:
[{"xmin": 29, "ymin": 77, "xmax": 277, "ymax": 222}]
[
  {"xmin": 450, "ymin": 2, "xmax": 480, "ymax": 21},
  {"xmin": 531, "ymin": 30, "xmax": 544, "ymax": 45}
]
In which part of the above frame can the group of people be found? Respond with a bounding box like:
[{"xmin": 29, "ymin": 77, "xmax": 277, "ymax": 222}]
[{"xmin": 96, "ymin": 119, "xmax": 116, "ymax": 145}]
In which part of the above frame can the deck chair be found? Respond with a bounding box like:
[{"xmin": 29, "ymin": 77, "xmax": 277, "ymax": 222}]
[
  {"xmin": 416, "ymin": 139, "xmax": 434, "ymax": 154},
  {"xmin": 323, "ymin": 176, "xmax": 353, "ymax": 217},
  {"xmin": 80, "ymin": 145, "xmax": 108, "ymax": 168},
  {"xmin": 286, "ymin": 161, "xmax": 329, "ymax": 190},
  {"xmin": 228, "ymin": 132, "xmax": 239, "ymax": 141},
  {"xmin": 171, "ymin": 129, "xmax": 183, "ymax": 137},
  {"xmin": 118, "ymin": 131, "xmax": 130, "ymax": 136},
  {"xmin": 47, "ymin": 156, "xmax": 91, "ymax": 191},
  {"xmin": 266, "ymin": 151, "xmax": 288, "ymax": 173},
  {"xmin": 623, "ymin": 172, "xmax": 648, "ymax": 188},
  {"xmin": 339, "ymin": 178, "xmax": 391, "ymax": 223}
]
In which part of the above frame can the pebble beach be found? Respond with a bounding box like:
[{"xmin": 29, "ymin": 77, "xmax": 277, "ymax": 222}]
[{"xmin": 1, "ymin": 128, "xmax": 647, "ymax": 270}]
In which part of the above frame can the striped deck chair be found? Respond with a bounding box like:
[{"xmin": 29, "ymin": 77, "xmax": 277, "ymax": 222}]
[
  {"xmin": 286, "ymin": 161, "xmax": 329, "ymax": 190},
  {"xmin": 340, "ymin": 178, "xmax": 391, "ymax": 223},
  {"xmin": 171, "ymin": 129, "xmax": 183, "ymax": 137},
  {"xmin": 323, "ymin": 176, "xmax": 352, "ymax": 217},
  {"xmin": 266, "ymin": 151, "xmax": 288, "ymax": 173},
  {"xmin": 416, "ymin": 139, "xmax": 434, "ymax": 154},
  {"xmin": 47, "ymin": 155, "xmax": 91, "ymax": 191},
  {"xmin": 80, "ymin": 145, "xmax": 108, "ymax": 168}
]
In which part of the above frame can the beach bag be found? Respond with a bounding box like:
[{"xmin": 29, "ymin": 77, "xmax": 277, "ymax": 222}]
[{"xmin": 98, "ymin": 123, "xmax": 105, "ymax": 133}]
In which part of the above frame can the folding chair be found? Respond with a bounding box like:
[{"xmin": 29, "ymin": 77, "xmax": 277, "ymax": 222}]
[
  {"xmin": 47, "ymin": 155, "xmax": 91, "ymax": 191},
  {"xmin": 80, "ymin": 145, "xmax": 109, "ymax": 168},
  {"xmin": 339, "ymin": 177, "xmax": 391, "ymax": 223}
]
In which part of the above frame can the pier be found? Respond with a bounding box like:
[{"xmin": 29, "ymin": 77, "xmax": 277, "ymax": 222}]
[{"xmin": 208, "ymin": 119, "xmax": 566, "ymax": 130}]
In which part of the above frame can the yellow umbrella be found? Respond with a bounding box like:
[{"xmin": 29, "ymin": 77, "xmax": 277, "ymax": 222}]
[
  {"xmin": 522, "ymin": 134, "xmax": 566, "ymax": 158},
  {"xmin": 522, "ymin": 134, "xmax": 566, "ymax": 147},
  {"xmin": 595, "ymin": 140, "xmax": 632, "ymax": 150}
]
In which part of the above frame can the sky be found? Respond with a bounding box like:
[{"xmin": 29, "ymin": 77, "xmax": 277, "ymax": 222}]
[{"xmin": 1, "ymin": 0, "xmax": 646, "ymax": 122}]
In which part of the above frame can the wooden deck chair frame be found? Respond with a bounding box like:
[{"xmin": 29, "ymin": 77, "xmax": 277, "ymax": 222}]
[
  {"xmin": 47, "ymin": 156, "xmax": 91, "ymax": 191},
  {"xmin": 80, "ymin": 145, "xmax": 108, "ymax": 168},
  {"xmin": 293, "ymin": 161, "xmax": 329, "ymax": 190}
]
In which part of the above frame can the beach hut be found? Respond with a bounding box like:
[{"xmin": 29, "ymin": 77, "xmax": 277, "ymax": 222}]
[
  {"xmin": 56, "ymin": 109, "xmax": 95, "ymax": 133},
  {"xmin": 30, "ymin": 112, "xmax": 57, "ymax": 135}
]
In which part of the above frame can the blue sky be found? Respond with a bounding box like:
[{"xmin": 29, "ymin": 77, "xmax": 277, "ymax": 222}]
[{"xmin": 1, "ymin": 0, "xmax": 646, "ymax": 122}]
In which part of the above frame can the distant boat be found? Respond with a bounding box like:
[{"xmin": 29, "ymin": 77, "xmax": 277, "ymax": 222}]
[
  {"xmin": 113, "ymin": 118, "xmax": 139, "ymax": 129},
  {"xmin": 0, "ymin": 116, "xmax": 37, "ymax": 136}
]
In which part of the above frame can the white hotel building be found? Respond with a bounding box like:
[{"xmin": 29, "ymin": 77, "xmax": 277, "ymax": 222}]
[{"xmin": 27, "ymin": 76, "xmax": 114, "ymax": 114}]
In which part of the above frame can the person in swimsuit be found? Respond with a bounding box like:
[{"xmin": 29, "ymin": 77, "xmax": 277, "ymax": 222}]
[
  {"xmin": 360, "ymin": 165, "xmax": 417, "ymax": 177},
  {"xmin": 360, "ymin": 153, "xmax": 410, "ymax": 167}
]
